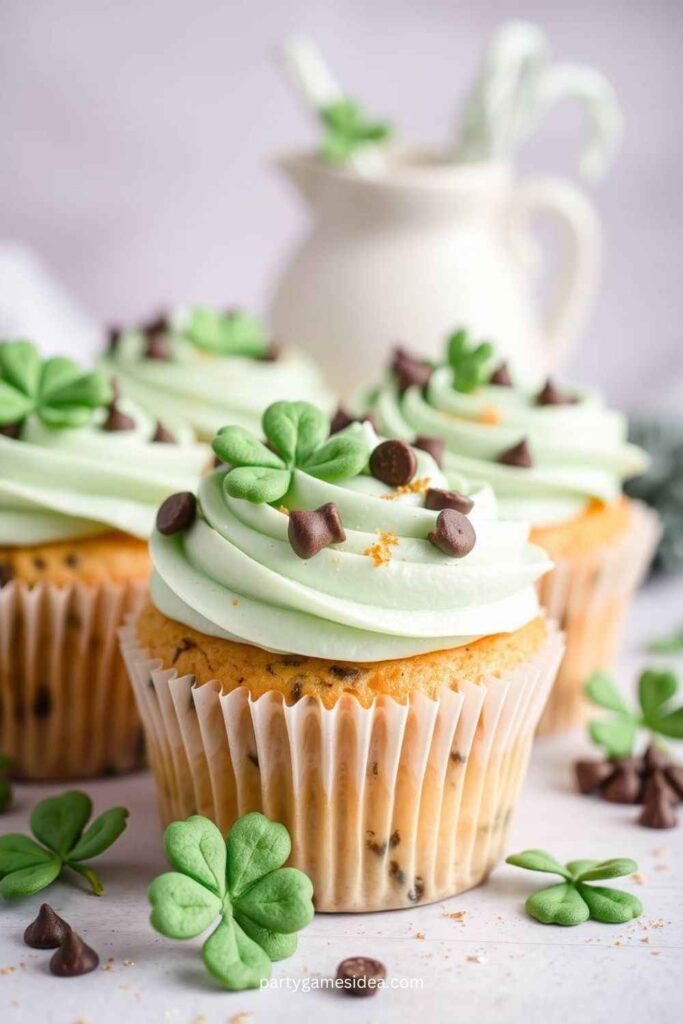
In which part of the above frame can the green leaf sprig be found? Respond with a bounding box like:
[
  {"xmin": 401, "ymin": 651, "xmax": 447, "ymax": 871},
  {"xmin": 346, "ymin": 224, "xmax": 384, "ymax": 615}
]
[
  {"xmin": 212, "ymin": 400, "xmax": 369, "ymax": 504},
  {"xmin": 0, "ymin": 755, "xmax": 12, "ymax": 814},
  {"xmin": 446, "ymin": 328, "xmax": 494, "ymax": 393},
  {"xmin": 319, "ymin": 98, "xmax": 392, "ymax": 163},
  {"xmin": 506, "ymin": 850, "xmax": 642, "ymax": 926},
  {"xmin": 181, "ymin": 307, "xmax": 269, "ymax": 359},
  {"xmin": 648, "ymin": 625, "xmax": 683, "ymax": 654},
  {"xmin": 0, "ymin": 340, "xmax": 112, "ymax": 430},
  {"xmin": 0, "ymin": 790, "xmax": 128, "ymax": 898},
  {"xmin": 585, "ymin": 669, "xmax": 683, "ymax": 759},
  {"xmin": 149, "ymin": 813, "xmax": 314, "ymax": 991}
]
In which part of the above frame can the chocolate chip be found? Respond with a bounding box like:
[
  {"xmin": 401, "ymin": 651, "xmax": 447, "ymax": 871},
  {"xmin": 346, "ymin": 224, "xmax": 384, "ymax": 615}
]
[
  {"xmin": 24, "ymin": 904, "xmax": 70, "ymax": 949},
  {"xmin": 389, "ymin": 829, "xmax": 400, "ymax": 848},
  {"xmin": 64, "ymin": 553, "xmax": 79, "ymax": 569},
  {"xmin": 389, "ymin": 860, "xmax": 405, "ymax": 885},
  {"xmin": 428, "ymin": 509, "xmax": 476, "ymax": 558},
  {"xmin": 329, "ymin": 665, "xmax": 360, "ymax": 680},
  {"xmin": 639, "ymin": 773, "xmax": 678, "ymax": 829},
  {"xmin": 247, "ymin": 751, "xmax": 259, "ymax": 769},
  {"xmin": 156, "ymin": 492, "xmax": 197, "ymax": 535},
  {"xmin": 644, "ymin": 744, "xmax": 671, "ymax": 772},
  {"xmin": 536, "ymin": 378, "xmax": 578, "ymax": 406},
  {"xmin": 290, "ymin": 681, "xmax": 303, "ymax": 702},
  {"xmin": 49, "ymin": 928, "xmax": 100, "ymax": 977},
  {"xmin": 575, "ymin": 759, "xmax": 615, "ymax": 794},
  {"xmin": 450, "ymin": 751, "xmax": 467, "ymax": 764},
  {"xmin": 261, "ymin": 342, "xmax": 281, "ymax": 362},
  {"xmin": 171, "ymin": 637, "xmax": 196, "ymax": 664},
  {"xmin": 106, "ymin": 326, "xmax": 121, "ymax": 354},
  {"xmin": 336, "ymin": 956, "xmax": 386, "ymax": 997},
  {"xmin": 151, "ymin": 421, "xmax": 176, "ymax": 443},
  {"xmin": 425, "ymin": 487, "xmax": 474, "ymax": 515},
  {"xmin": 407, "ymin": 876, "xmax": 425, "ymax": 903},
  {"xmin": 0, "ymin": 562, "xmax": 15, "ymax": 588},
  {"xmin": 143, "ymin": 313, "xmax": 169, "ymax": 336},
  {"xmin": 33, "ymin": 557, "xmax": 46, "ymax": 571},
  {"xmin": 33, "ymin": 686, "xmax": 52, "ymax": 719},
  {"xmin": 102, "ymin": 404, "xmax": 136, "ymax": 432},
  {"xmin": 288, "ymin": 502, "xmax": 345, "ymax": 559},
  {"xmin": 391, "ymin": 346, "xmax": 432, "ymax": 394},
  {"xmin": 366, "ymin": 837, "xmax": 387, "ymax": 856},
  {"xmin": 602, "ymin": 761, "xmax": 643, "ymax": 804},
  {"xmin": 664, "ymin": 765, "xmax": 683, "ymax": 800},
  {"xmin": 413, "ymin": 435, "xmax": 444, "ymax": 467},
  {"xmin": 498, "ymin": 438, "xmax": 532, "ymax": 468},
  {"xmin": 489, "ymin": 362, "xmax": 512, "ymax": 386},
  {"xmin": 213, "ymin": 453, "xmax": 225, "ymax": 468},
  {"xmin": 330, "ymin": 407, "xmax": 355, "ymax": 434},
  {"xmin": 144, "ymin": 330, "xmax": 171, "ymax": 361},
  {"xmin": 370, "ymin": 440, "xmax": 417, "ymax": 487},
  {"xmin": 0, "ymin": 421, "xmax": 22, "ymax": 439}
]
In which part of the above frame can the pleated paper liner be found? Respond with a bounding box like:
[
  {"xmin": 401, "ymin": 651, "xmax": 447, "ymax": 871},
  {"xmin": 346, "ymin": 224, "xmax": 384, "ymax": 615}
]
[
  {"xmin": 0, "ymin": 578, "xmax": 147, "ymax": 780},
  {"xmin": 121, "ymin": 617, "xmax": 563, "ymax": 912},
  {"xmin": 536, "ymin": 500, "xmax": 660, "ymax": 736}
]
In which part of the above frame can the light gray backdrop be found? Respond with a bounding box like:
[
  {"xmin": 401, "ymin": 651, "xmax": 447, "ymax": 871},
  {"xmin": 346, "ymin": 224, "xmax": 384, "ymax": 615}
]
[{"xmin": 1, "ymin": 0, "xmax": 681, "ymax": 409}]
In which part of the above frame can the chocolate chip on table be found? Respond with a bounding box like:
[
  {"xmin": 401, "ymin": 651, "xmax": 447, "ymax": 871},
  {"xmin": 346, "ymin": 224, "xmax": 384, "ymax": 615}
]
[
  {"xmin": 336, "ymin": 956, "xmax": 386, "ymax": 998},
  {"xmin": 288, "ymin": 503, "xmax": 345, "ymax": 559},
  {"xmin": 413, "ymin": 435, "xmax": 444, "ymax": 467},
  {"xmin": 498, "ymin": 438, "xmax": 533, "ymax": 468},
  {"xmin": 106, "ymin": 326, "xmax": 121, "ymax": 354},
  {"xmin": 639, "ymin": 772, "xmax": 678, "ymax": 829},
  {"xmin": 0, "ymin": 421, "xmax": 23, "ymax": 439},
  {"xmin": 370, "ymin": 440, "xmax": 417, "ymax": 487},
  {"xmin": 156, "ymin": 492, "xmax": 197, "ymax": 535},
  {"xmin": 0, "ymin": 562, "xmax": 15, "ymax": 588},
  {"xmin": 575, "ymin": 759, "xmax": 616, "ymax": 794},
  {"xmin": 24, "ymin": 904, "xmax": 70, "ymax": 949},
  {"xmin": 489, "ymin": 361, "xmax": 512, "ymax": 386},
  {"xmin": 428, "ymin": 509, "xmax": 476, "ymax": 558},
  {"xmin": 391, "ymin": 346, "xmax": 432, "ymax": 394},
  {"xmin": 602, "ymin": 761, "xmax": 643, "ymax": 804},
  {"xmin": 425, "ymin": 487, "xmax": 474, "ymax": 515},
  {"xmin": 49, "ymin": 927, "xmax": 100, "ymax": 977},
  {"xmin": 536, "ymin": 378, "xmax": 578, "ymax": 406},
  {"xmin": 151, "ymin": 421, "xmax": 176, "ymax": 443},
  {"xmin": 575, "ymin": 744, "xmax": 682, "ymax": 829}
]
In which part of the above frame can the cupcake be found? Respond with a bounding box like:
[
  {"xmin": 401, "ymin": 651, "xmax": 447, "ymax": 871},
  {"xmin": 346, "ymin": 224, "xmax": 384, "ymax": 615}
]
[
  {"xmin": 120, "ymin": 400, "xmax": 562, "ymax": 911},
  {"xmin": 0, "ymin": 339, "xmax": 208, "ymax": 779},
  {"xmin": 99, "ymin": 306, "xmax": 335, "ymax": 439},
  {"xmin": 359, "ymin": 331, "xmax": 660, "ymax": 734}
]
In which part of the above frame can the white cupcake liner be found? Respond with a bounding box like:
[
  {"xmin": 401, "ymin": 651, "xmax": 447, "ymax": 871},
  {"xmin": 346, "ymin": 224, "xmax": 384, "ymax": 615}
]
[
  {"xmin": 0, "ymin": 578, "xmax": 147, "ymax": 779},
  {"xmin": 536, "ymin": 500, "xmax": 660, "ymax": 735},
  {"xmin": 121, "ymin": 617, "xmax": 563, "ymax": 912}
]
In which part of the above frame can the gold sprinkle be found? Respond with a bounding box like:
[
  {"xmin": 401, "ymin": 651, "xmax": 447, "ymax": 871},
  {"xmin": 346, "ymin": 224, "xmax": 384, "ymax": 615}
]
[
  {"xmin": 364, "ymin": 530, "xmax": 399, "ymax": 567},
  {"xmin": 479, "ymin": 404, "xmax": 501, "ymax": 425},
  {"xmin": 278, "ymin": 505, "xmax": 290, "ymax": 515},
  {"xmin": 381, "ymin": 476, "xmax": 431, "ymax": 501}
]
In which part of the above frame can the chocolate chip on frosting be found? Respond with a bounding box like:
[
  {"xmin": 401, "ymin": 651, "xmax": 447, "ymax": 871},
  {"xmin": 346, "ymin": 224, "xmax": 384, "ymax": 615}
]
[
  {"xmin": 391, "ymin": 346, "xmax": 432, "ymax": 394},
  {"xmin": 489, "ymin": 361, "xmax": 513, "ymax": 386},
  {"xmin": 102, "ymin": 403, "xmax": 135, "ymax": 432},
  {"xmin": 428, "ymin": 509, "xmax": 476, "ymax": 558},
  {"xmin": 536, "ymin": 378, "xmax": 578, "ymax": 406},
  {"xmin": 24, "ymin": 904, "xmax": 69, "ymax": 949},
  {"xmin": 330, "ymin": 407, "xmax": 356, "ymax": 435},
  {"xmin": 425, "ymin": 488, "xmax": 474, "ymax": 515},
  {"xmin": 151, "ymin": 421, "xmax": 176, "ymax": 443},
  {"xmin": 49, "ymin": 928, "xmax": 100, "ymax": 977},
  {"xmin": 370, "ymin": 440, "xmax": 417, "ymax": 487},
  {"xmin": 261, "ymin": 342, "xmax": 281, "ymax": 362},
  {"xmin": 413, "ymin": 435, "xmax": 444, "ymax": 467},
  {"xmin": 288, "ymin": 502, "xmax": 346, "ymax": 559},
  {"xmin": 143, "ymin": 320, "xmax": 171, "ymax": 360},
  {"xmin": 0, "ymin": 421, "xmax": 22, "ymax": 439},
  {"xmin": 498, "ymin": 438, "xmax": 532, "ymax": 468},
  {"xmin": 156, "ymin": 492, "xmax": 197, "ymax": 535}
]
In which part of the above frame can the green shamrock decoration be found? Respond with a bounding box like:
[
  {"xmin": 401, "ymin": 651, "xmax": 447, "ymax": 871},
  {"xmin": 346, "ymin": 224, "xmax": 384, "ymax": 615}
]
[
  {"xmin": 0, "ymin": 755, "xmax": 12, "ymax": 814},
  {"xmin": 181, "ymin": 307, "xmax": 269, "ymax": 359},
  {"xmin": 0, "ymin": 340, "xmax": 112, "ymax": 430},
  {"xmin": 319, "ymin": 98, "xmax": 392, "ymax": 163},
  {"xmin": 0, "ymin": 790, "xmax": 128, "ymax": 898},
  {"xmin": 585, "ymin": 668, "xmax": 683, "ymax": 759},
  {"xmin": 648, "ymin": 625, "xmax": 683, "ymax": 654},
  {"xmin": 446, "ymin": 328, "xmax": 494, "ymax": 393},
  {"xmin": 212, "ymin": 400, "xmax": 369, "ymax": 504},
  {"xmin": 506, "ymin": 850, "xmax": 642, "ymax": 926},
  {"xmin": 148, "ymin": 813, "xmax": 314, "ymax": 991}
]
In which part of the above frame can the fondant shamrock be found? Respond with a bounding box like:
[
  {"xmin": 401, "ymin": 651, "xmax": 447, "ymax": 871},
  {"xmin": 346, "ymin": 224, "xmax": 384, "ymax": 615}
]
[
  {"xmin": 212, "ymin": 400, "xmax": 369, "ymax": 503},
  {"xmin": 585, "ymin": 668, "xmax": 683, "ymax": 759},
  {"xmin": 446, "ymin": 328, "xmax": 494, "ymax": 393},
  {"xmin": 0, "ymin": 340, "xmax": 112, "ymax": 430},
  {"xmin": 506, "ymin": 850, "xmax": 642, "ymax": 926},
  {"xmin": 181, "ymin": 307, "xmax": 269, "ymax": 358},
  {"xmin": 319, "ymin": 98, "xmax": 392, "ymax": 163},
  {"xmin": 148, "ymin": 813, "xmax": 314, "ymax": 991}
]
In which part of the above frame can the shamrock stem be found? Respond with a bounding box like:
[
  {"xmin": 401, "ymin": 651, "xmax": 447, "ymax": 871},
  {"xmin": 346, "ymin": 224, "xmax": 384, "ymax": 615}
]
[{"xmin": 69, "ymin": 862, "xmax": 104, "ymax": 896}]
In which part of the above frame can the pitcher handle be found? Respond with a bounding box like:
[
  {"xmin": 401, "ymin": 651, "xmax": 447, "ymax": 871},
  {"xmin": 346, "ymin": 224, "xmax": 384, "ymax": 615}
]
[{"xmin": 513, "ymin": 175, "xmax": 601, "ymax": 370}]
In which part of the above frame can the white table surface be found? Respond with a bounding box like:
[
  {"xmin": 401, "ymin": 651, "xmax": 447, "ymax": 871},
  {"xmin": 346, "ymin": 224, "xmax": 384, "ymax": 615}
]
[{"xmin": 1, "ymin": 575, "xmax": 681, "ymax": 1024}]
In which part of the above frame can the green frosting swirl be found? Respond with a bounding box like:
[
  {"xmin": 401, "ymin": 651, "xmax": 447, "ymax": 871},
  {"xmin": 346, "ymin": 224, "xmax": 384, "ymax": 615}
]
[
  {"xmin": 149, "ymin": 417, "xmax": 551, "ymax": 662},
  {"xmin": 362, "ymin": 361, "xmax": 646, "ymax": 527}
]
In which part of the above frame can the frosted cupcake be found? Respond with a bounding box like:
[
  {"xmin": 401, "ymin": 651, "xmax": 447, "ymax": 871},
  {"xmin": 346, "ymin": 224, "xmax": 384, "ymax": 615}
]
[
  {"xmin": 0, "ymin": 340, "xmax": 208, "ymax": 779},
  {"xmin": 120, "ymin": 400, "xmax": 562, "ymax": 912},
  {"xmin": 99, "ymin": 306, "xmax": 335, "ymax": 439},
  {"xmin": 360, "ymin": 331, "xmax": 659, "ymax": 734}
]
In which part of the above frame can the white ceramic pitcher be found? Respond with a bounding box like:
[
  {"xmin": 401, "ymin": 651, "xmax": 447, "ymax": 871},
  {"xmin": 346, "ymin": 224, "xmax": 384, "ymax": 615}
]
[{"xmin": 268, "ymin": 150, "xmax": 601, "ymax": 396}]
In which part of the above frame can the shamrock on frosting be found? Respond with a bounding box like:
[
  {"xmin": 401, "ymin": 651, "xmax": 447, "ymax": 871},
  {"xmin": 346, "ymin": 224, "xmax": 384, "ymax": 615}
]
[
  {"xmin": 148, "ymin": 813, "xmax": 314, "ymax": 991},
  {"xmin": 506, "ymin": 849, "xmax": 642, "ymax": 926},
  {"xmin": 320, "ymin": 98, "xmax": 392, "ymax": 163},
  {"xmin": 212, "ymin": 400, "xmax": 369, "ymax": 504},
  {"xmin": 446, "ymin": 328, "xmax": 494, "ymax": 393},
  {"xmin": 180, "ymin": 307, "xmax": 269, "ymax": 358},
  {"xmin": 585, "ymin": 668, "xmax": 683, "ymax": 759},
  {"xmin": 0, "ymin": 340, "xmax": 112, "ymax": 430}
]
